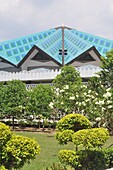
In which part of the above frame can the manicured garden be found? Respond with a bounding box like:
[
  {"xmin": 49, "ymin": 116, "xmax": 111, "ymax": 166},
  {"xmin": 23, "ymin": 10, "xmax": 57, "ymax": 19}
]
[
  {"xmin": 0, "ymin": 50, "xmax": 113, "ymax": 169},
  {"xmin": 16, "ymin": 131, "xmax": 113, "ymax": 170}
]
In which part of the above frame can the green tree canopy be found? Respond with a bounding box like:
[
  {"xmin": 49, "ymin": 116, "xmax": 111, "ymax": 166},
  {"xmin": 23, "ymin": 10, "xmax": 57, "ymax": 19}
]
[
  {"xmin": 99, "ymin": 49, "xmax": 113, "ymax": 88},
  {"xmin": 0, "ymin": 80, "xmax": 27, "ymax": 129},
  {"xmin": 88, "ymin": 49, "xmax": 113, "ymax": 89},
  {"xmin": 27, "ymin": 84, "xmax": 53, "ymax": 118},
  {"xmin": 1, "ymin": 80, "xmax": 27, "ymax": 115},
  {"xmin": 51, "ymin": 66, "xmax": 84, "ymax": 115},
  {"xmin": 53, "ymin": 65, "xmax": 82, "ymax": 88}
]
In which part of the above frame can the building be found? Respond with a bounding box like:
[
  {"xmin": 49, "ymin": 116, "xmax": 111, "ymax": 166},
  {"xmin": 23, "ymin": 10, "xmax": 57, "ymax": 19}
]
[{"xmin": 0, "ymin": 26, "xmax": 112, "ymax": 87}]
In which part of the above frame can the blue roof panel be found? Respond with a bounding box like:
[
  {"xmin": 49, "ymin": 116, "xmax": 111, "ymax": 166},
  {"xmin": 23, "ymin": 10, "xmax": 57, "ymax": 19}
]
[
  {"xmin": 70, "ymin": 29, "xmax": 113, "ymax": 56},
  {"xmin": 0, "ymin": 29, "xmax": 56, "ymax": 65},
  {"xmin": 0, "ymin": 26, "xmax": 113, "ymax": 66}
]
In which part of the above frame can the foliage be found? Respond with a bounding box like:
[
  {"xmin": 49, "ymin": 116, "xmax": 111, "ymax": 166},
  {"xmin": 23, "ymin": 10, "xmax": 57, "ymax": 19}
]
[
  {"xmin": 56, "ymin": 130, "xmax": 74, "ymax": 145},
  {"xmin": 58, "ymin": 148, "xmax": 113, "ymax": 170},
  {"xmin": 58, "ymin": 150, "xmax": 81, "ymax": 169},
  {"xmin": 51, "ymin": 84, "xmax": 88, "ymax": 115},
  {"xmin": 86, "ymin": 50, "xmax": 113, "ymax": 133},
  {"xmin": 0, "ymin": 84, "xmax": 6, "ymax": 118},
  {"xmin": 0, "ymin": 123, "xmax": 40, "ymax": 170},
  {"xmin": 46, "ymin": 163, "xmax": 67, "ymax": 170},
  {"xmin": 4, "ymin": 80, "xmax": 27, "ymax": 114},
  {"xmin": 0, "ymin": 122, "xmax": 12, "ymax": 148},
  {"xmin": 13, "ymin": 132, "xmax": 113, "ymax": 170},
  {"xmin": 51, "ymin": 66, "xmax": 84, "ymax": 115},
  {"xmin": 27, "ymin": 84, "xmax": 53, "ymax": 118},
  {"xmin": 0, "ymin": 122, "xmax": 12, "ymax": 169},
  {"xmin": 56, "ymin": 114, "xmax": 111, "ymax": 169},
  {"xmin": 99, "ymin": 49, "xmax": 113, "ymax": 88},
  {"xmin": 0, "ymin": 80, "xmax": 27, "ymax": 130},
  {"xmin": 0, "ymin": 165, "xmax": 7, "ymax": 170},
  {"xmin": 72, "ymin": 128, "xmax": 109, "ymax": 149},
  {"xmin": 53, "ymin": 65, "xmax": 82, "ymax": 89},
  {"xmin": 5, "ymin": 135, "xmax": 40, "ymax": 169},
  {"xmin": 77, "ymin": 149, "xmax": 106, "ymax": 170},
  {"xmin": 56, "ymin": 114, "xmax": 91, "ymax": 132},
  {"xmin": 103, "ymin": 147, "xmax": 113, "ymax": 168},
  {"xmin": 74, "ymin": 81, "xmax": 113, "ymax": 133}
]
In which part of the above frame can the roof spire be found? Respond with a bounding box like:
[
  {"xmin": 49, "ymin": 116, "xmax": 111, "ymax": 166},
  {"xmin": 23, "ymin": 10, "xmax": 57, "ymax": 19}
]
[{"xmin": 62, "ymin": 23, "xmax": 64, "ymax": 28}]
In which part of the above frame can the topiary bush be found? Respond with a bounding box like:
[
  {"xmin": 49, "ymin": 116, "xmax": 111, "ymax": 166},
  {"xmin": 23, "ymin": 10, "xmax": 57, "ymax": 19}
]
[
  {"xmin": 56, "ymin": 130, "xmax": 74, "ymax": 145},
  {"xmin": 104, "ymin": 148, "xmax": 113, "ymax": 169},
  {"xmin": 58, "ymin": 148, "xmax": 113, "ymax": 170},
  {"xmin": 56, "ymin": 113, "xmax": 91, "ymax": 132},
  {"xmin": 72, "ymin": 128, "xmax": 109, "ymax": 149},
  {"xmin": 0, "ymin": 165, "xmax": 7, "ymax": 170},
  {"xmin": 0, "ymin": 122, "xmax": 12, "ymax": 148},
  {"xmin": 58, "ymin": 150, "xmax": 81, "ymax": 170},
  {"xmin": 46, "ymin": 163, "xmax": 67, "ymax": 170},
  {"xmin": 56, "ymin": 114, "xmax": 112, "ymax": 169},
  {"xmin": 77, "ymin": 149, "xmax": 106, "ymax": 170},
  {"xmin": 0, "ymin": 123, "xmax": 40, "ymax": 170}
]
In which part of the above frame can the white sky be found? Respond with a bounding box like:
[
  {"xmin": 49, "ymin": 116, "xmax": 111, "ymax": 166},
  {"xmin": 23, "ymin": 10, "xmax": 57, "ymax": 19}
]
[{"xmin": 0, "ymin": 0, "xmax": 113, "ymax": 41}]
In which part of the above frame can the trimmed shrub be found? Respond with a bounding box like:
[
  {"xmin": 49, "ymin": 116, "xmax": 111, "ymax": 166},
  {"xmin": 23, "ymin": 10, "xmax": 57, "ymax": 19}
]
[
  {"xmin": 56, "ymin": 114, "xmax": 91, "ymax": 132},
  {"xmin": 72, "ymin": 128, "xmax": 109, "ymax": 149},
  {"xmin": 104, "ymin": 148, "xmax": 113, "ymax": 169},
  {"xmin": 58, "ymin": 148, "xmax": 113, "ymax": 170},
  {"xmin": 77, "ymin": 149, "xmax": 106, "ymax": 170},
  {"xmin": 0, "ymin": 122, "xmax": 12, "ymax": 148},
  {"xmin": 56, "ymin": 130, "xmax": 74, "ymax": 145},
  {"xmin": 0, "ymin": 123, "xmax": 40, "ymax": 170},
  {"xmin": 46, "ymin": 163, "xmax": 67, "ymax": 170},
  {"xmin": 0, "ymin": 166, "xmax": 7, "ymax": 170},
  {"xmin": 5, "ymin": 135, "xmax": 40, "ymax": 169},
  {"xmin": 58, "ymin": 150, "xmax": 81, "ymax": 169}
]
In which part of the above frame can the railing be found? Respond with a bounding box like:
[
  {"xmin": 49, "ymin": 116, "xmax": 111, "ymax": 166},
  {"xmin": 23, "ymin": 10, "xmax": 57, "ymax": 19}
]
[{"xmin": 0, "ymin": 67, "xmax": 101, "ymax": 82}]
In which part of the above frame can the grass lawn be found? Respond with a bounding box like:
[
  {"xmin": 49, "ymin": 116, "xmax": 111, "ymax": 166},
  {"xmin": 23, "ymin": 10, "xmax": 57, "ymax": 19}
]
[{"xmin": 15, "ymin": 131, "xmax": 113, "ymax": 170}]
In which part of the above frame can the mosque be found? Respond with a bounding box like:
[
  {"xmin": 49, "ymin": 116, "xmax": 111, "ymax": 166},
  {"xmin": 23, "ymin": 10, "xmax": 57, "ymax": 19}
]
[{"xmin": 0, "ymin": 25, "xmax": 112, "ymax": 88}]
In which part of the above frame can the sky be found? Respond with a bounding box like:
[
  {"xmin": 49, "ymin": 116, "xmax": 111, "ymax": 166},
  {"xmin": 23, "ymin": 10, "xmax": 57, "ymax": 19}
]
[{"xmin": 0, "ymin": 0, "xmax": 113, "ymax": 42}]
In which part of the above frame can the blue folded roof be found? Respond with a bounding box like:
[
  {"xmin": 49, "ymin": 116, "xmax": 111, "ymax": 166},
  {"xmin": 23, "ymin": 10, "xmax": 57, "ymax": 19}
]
[{"xmin": 0, "ymin": 26, "xmax": 113, "ymax": 66}]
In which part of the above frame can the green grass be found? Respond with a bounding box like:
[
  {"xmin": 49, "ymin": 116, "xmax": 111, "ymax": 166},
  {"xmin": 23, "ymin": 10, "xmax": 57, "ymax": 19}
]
[
  {"xmin": 15, "ymin": 131, "xmax": 113, "ymax": 170},
  {"xmin": 16, "ymin": 131, "xmax": 75, "ymax": 170}
]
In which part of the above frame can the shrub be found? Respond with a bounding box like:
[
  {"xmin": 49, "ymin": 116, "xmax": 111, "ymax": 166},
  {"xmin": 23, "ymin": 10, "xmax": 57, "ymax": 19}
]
[
  {"xmin": 56, "ymin": 114, "xmax": 91, "ymax": 132},
  {"xmin": 58, "ymin": 149, "xmax": 113, "ymax": 170},
  {"xmin": 72, "ymin": 128, "xmax": 109, "ymax": 149},
  {"xmin": 104, "ymin": 148, "xmax": 113, "ymax": 168},
  {"xmin": 77, "ymin": 149, "xmax": 106, "ymax": 170},
  {"xmin": 0, "ymin": 123, "xmax": 40, "ymax": 170},
  {"xmin": 0, "ymin": 165, "xmax": 7, "ymax": 170},
  {"xmin": 4, "ymin": 135, "xmax": 40, "ymax": 169},
  {"xmin": 58, "ymin": 150, "xmax": 81, "ymax": 170},
  {"xmin": 0, "ymin": 122, "xmax": 12, "ymax": 148},
  {"xmin": 46, "ymin": 163, "xmax": 67, "ymax": 170},
  {"xmin": 56, "ymin": 130, "xmax": 74, "ymax": 145}
]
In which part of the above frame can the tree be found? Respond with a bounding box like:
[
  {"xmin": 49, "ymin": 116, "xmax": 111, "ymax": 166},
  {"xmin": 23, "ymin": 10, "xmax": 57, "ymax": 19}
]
[
  {"xmin": 0, "ymin": 122, "xmax": 40, "ymax": 170},
  {"xmin": 1, "ymin": 80, "xmax": 27, "ymax": 130},
  {"xmin": 50, "ymin": 66, "xmax": 84, "ymax": 116},
  {"xmin": 99, "ymin": 49, "xmax": 113, "ymax": 88},
  {"xmin": 27, "ymin": 84, "xmax": 53, "ymax": 129},
  {"xmin": 53, "ymin": 65, "xmax": 82, "ymax": 89},
  {"xmin": 87, "ymin": 50, "xmax": 113, "ymax": 133},
  {"xmin": 0, "ymin": 83, "xmax": 6, "ymax": 118},
  {"xmin": 88, "ymin": 49, "xmax": 113, "ymax": 89}
]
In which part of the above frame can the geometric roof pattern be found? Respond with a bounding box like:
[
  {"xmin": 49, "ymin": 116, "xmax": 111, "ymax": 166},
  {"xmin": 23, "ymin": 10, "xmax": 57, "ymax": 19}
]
[{"xmin": 0, "ymin": 26, "xmax": 113, "ymax": 66}]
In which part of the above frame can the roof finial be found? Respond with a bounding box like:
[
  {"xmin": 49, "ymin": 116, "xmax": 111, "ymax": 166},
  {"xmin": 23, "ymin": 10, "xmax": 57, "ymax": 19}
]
[{"xmin": 62, "ymin": 23, "xmax": 64, "ymax": 28}]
